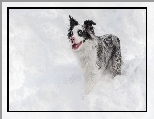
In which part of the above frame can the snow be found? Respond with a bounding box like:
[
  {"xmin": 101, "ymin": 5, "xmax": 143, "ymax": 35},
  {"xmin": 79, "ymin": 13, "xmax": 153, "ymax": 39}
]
[
  {"xmin": 3, "ymin": 2, "xmax": 153, "ymax": 119},
  {"xmin": 8, "ymin": 8, "xmax": 146, "ymax": 111}
]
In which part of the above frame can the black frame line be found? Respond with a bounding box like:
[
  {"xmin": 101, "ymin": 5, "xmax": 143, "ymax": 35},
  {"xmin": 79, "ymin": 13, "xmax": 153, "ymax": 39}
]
[
  {"xmin": 7, "ymin": 7, "xmax": 9, "ymax": 112},
  {"xmin": 7, "ymin": 7, "xmax": 146, "ymax": 9},
  {"xmin": 7, "ymin": 7, "xmax": 147, "ymax": 112}
]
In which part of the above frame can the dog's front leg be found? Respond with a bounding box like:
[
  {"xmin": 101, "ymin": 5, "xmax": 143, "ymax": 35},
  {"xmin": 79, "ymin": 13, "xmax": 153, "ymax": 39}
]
[{"xmin": 84, "ymin": 71, "xmax": 98, "ymax": 95}]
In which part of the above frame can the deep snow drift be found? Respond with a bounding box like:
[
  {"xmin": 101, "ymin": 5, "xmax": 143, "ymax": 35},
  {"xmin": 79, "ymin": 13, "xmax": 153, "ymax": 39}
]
[{"xmin": 9, "ymin": 9, "xmax": 146, "ymax": 111}]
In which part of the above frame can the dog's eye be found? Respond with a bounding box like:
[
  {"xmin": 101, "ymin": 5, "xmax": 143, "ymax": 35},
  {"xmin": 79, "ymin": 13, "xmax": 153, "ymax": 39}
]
[
  {"xmin": 68, "ymin": 31, "xmax": 73, "ymax": 38},
  {"xmin": 70, "ymin": 31, "xmax": 73, "ymax": 36},
  {"xmin": 78, "ymin": 30, "xmax": 83, "ymax": 36}
]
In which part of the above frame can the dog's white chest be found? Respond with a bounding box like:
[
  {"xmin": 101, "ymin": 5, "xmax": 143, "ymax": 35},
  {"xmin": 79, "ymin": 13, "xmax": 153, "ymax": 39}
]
[{"xmin": 74, "ymin": 40, "xmax": 99, "ymax": 82}]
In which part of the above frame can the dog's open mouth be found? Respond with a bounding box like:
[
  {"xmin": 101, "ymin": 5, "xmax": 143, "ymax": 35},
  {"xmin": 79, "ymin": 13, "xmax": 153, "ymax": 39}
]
[{"xmin": 72, "ymin": 41, "xmax": 82, "ymax": 50}]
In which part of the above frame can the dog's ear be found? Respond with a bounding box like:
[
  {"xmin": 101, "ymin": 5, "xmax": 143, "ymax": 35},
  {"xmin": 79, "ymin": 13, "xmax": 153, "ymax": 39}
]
[
  {"xmin": 69, "ymin": 15, "xmax": 78, "ymax": 31},
  {"xmin": 83, "ymin": 20, "xmax": 96, "ymax": 34}
]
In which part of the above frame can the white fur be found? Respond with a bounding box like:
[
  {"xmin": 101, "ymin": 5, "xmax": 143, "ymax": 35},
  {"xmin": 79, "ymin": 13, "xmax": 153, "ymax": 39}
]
[{"xmin": 71, "ymin": 26, "xmax": 101, "ymax": 94}]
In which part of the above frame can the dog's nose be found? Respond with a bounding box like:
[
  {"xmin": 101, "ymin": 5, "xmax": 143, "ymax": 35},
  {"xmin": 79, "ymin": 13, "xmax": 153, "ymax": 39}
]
[
  {"xmin": 70, "ymin": 37, "xmax": 75, "ymax": 43},
  {"xmin": 70, "ymin": 37, "xmax": 75, "ymax": 41}
]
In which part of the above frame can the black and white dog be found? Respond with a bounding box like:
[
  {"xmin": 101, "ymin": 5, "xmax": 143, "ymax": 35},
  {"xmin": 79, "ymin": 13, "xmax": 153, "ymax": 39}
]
[{"xmin": 67, "ymin": 15, "xmax": 122, "ymax": 94}]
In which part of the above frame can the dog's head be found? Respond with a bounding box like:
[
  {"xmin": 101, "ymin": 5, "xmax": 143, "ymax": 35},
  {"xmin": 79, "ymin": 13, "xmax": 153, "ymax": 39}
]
[{"xmin": 67, "ymin": 15, "xmax": 96, "ymax": 51}]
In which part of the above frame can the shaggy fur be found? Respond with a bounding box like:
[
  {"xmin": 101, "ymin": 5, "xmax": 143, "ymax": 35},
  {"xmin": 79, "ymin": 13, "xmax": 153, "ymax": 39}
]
[{"xmin": 67, "ymin": 15, "xmax": 122, "ymax": 94}]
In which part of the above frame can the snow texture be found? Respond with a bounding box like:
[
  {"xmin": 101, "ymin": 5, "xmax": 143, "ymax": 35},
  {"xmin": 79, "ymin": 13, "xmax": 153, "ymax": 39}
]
[
  {"xmin": 7, "ymin": 8, "xmax": 147, "ymax": 112},
  {"xmin": 8, "ymin": 8, "xmax": 146, "ymax": 111}
]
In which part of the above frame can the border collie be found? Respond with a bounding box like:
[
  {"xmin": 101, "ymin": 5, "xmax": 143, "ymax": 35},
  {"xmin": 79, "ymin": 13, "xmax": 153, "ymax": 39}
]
[{"xmin": 67, "ymin": 15, "xmax": 122, "ymax": 94}]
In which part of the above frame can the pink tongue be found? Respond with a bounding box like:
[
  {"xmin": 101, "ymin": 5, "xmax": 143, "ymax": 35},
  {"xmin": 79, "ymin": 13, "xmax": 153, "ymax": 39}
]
[
  {"xmin": 72, "ymin": 44, "xmax": 77, "ymax": 49},
  {"xmin": 72, "ymin": 42, "xmax": 82, "ymax": 49}
]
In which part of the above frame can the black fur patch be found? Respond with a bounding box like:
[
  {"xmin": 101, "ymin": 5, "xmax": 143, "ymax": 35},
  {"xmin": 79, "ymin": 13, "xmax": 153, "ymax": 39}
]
[
  {"xmin": 82, "ymin": 30, "xmax": 91, "ymax": 40},
  {"xmin": 69, "ymin": 15, "xmax": 78, "ymax": 31},
  {"xmin": 84, "ymin": 20, "xmax": 96, "ymax": 34},
  {"xmin": 96, "ymin": 34, "xmax": 122, "ymax": 77},
  {"xmin": 67, "ymin": 15, "xmax": 79, "ymax": 39}
]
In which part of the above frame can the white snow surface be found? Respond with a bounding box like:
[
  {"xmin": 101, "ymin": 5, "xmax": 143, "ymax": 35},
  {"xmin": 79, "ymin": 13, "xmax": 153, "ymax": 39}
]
[{"xmin": 8, "ymin": 8, "xmax": 146, "ymax": 111}]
